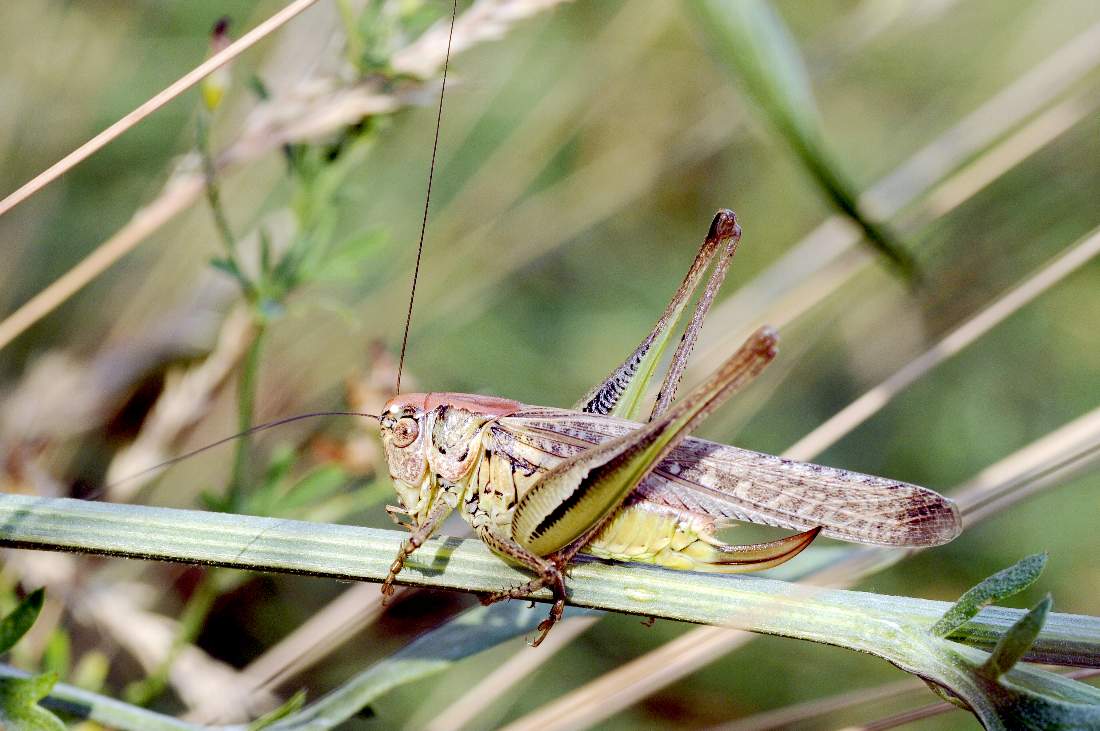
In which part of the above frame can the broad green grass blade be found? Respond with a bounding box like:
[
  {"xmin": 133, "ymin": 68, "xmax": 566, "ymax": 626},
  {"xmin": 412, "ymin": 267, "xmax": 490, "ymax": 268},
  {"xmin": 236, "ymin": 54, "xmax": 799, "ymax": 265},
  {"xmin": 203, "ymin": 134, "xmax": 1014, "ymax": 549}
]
[
  {"xmin": 691, "ymin": 0, "xmax": 917, "ymax": 277},
  {"xmin": 0, "ymin": 494, "xmax": 1096, "ymax": 665}
]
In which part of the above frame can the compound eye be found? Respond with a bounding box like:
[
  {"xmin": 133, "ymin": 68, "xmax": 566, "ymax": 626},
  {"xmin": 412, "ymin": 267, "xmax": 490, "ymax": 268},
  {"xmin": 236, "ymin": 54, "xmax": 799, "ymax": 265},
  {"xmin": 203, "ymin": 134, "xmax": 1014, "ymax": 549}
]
[{"xmin": 391, "ymin": 416, "xmax": 420, "ymax": 448}]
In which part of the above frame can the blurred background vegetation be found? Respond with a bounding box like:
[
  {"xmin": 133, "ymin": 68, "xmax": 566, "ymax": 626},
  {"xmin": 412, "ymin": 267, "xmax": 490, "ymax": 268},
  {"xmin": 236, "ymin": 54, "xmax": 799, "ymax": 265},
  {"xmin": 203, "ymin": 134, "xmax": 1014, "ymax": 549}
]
[{"xmin": 0, "ymin": 0, "xmax": 1098, "ymax": 729}]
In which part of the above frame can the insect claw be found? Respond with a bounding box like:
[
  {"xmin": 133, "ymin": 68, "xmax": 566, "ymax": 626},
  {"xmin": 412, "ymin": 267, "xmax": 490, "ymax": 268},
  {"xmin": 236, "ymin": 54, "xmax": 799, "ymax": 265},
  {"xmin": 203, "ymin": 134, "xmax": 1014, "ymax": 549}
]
[
  {"xmin": 531, "ymin": 621, "xmax": 552, "ymax": 648},
  {"xmin": 530, "ymin": 597, "xmax": 566, "ymax": 648},
  {"xmin": 706, "ymin": 208, "xmax": 741, "ymax": 243},
  {"xmin": 385, "ymin": 505, "xmax": 415, "ymax": 531}
]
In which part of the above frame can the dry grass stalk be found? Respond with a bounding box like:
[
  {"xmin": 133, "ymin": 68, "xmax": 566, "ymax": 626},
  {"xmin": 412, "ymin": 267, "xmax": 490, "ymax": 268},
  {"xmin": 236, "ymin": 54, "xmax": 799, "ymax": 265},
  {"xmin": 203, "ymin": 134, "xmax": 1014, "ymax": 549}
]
[
  {"xmin": 787, "ymin": 224, "xmax": 1100, "ymax": 461},
  {"xmin": 703, "ymin": 677, "xmax": 925, "ymax": 731},
  {"xmin": 0, "ymin": 0, "xmax": 323, "ymax": 219},
  {"xmin": 186, "ymin": 582, "xmax": 396, "ymax": 724},
  {"xmin": 715, "ymin": 667, "xmax": 1100, "ymax": 731},
  {"xmin": 422, "ymin": 615, "xmax": 599, "ymax": 731},
  {"xmin": 0, "ymin": 0, "xmax": 575, "ymax": 354},
  {"xmin": 688, "ymin": 18, "xmax": 1100, "ymax": 378},
  {"xmin": 0, "ymin": 547, "xmax": 271, "ymax": 721},
  {"xmin": 80, "ymin": 581, "xmax": 281, "ymax": 721},
  {"xmin": 957, "ymin": 405, "xmax": 1100, "ymax": 523},
  {"xmin": 845, "ymin": 668, "xmax": 1100, "ymax": 731},
  {"xmin": 105, "ymin": 305, "xmax": 256, "ymax": 499},
  {"xmin": 0, "ymin": 173, "xmax": 206, "ymax": 352}
]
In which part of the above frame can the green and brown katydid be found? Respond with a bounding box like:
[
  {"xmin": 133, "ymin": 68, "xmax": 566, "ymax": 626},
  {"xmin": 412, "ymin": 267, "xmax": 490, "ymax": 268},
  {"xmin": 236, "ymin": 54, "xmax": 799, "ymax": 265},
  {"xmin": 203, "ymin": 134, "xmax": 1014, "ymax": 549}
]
[{"xmin": 377, "ymin": 209, "xmax": 961, "ymax": 647}]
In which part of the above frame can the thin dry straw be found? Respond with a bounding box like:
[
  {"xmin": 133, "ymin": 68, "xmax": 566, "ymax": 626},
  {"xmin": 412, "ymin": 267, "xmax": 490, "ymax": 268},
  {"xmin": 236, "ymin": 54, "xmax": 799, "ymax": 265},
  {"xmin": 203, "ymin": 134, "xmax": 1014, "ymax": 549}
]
[
  {"xmin": 0, "ymin": 175, "xmax": 205, "ymax": 352},
  {"xmin": 689, "ymin": 18, "xmax": 1100, "ymax": 375},
  {"xmin": 717, "ymin": 667, "xmax": 1100, "ymax": 731},
  {"xmin": 423, "ymin": 613, "xmax": 598, "ymax": 731},
  {"xmin": 706, "ymin": 678, "xmax": 924, "ymax": 731},
  {"xmin": 0, "ymin": 0, "xmax": 322, "ymax": 220},
  {"xmin": 187, "ymin": 582, "xmax": 397, "ymax": 724},
  {"xmin": 0, "ymin": 0, "xmax": 575, "ymax": 355},
  {"xmin": 847, "ymin": 668, "xmax": 1100, "ymax": 731},
  {"xmin": 786, "ymin": 224, "xmax": 1100, "ymax": 461}
]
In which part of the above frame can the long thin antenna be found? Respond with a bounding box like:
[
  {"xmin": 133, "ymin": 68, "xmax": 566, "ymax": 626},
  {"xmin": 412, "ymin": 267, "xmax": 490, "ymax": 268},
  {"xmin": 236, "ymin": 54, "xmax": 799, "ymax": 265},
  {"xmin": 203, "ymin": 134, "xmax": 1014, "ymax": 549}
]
[
  {"xmin": 396, "ymin": 0, "xmax": 459, "ymax": 395},
  {"xmin": 107, "ymin": 411, "xmax": 379, "ymax": 492}
]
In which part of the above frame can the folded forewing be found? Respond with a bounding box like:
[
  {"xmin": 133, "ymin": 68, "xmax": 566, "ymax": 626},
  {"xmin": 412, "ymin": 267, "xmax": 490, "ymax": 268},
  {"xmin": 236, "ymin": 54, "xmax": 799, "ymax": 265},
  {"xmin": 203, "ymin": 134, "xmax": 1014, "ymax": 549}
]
[{"xmin": 496, "ymin": 407, "xmax": 960, "ymax": 547}]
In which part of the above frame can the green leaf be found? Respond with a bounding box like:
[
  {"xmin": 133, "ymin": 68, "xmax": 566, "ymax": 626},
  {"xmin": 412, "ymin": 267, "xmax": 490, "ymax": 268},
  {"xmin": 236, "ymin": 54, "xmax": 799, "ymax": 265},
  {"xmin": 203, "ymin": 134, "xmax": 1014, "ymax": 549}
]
[
  {"xmin": 209, "ymin": 255, "xmax": 240, "ymax": 278},
  {"xmin": 0, "ymin": 672, "xmax": 65, "ymax": 731},
  {"xmin": 981, "ymin": 594, "xmax": 1052, "ymax": 680},
  {"xmin": 314, "ymin": 229, "xmax": 386, "ymax": 282},
  {"xmin": 279, "ymin": 465, "xmax": 350, "ymax": 513},
  {"xmin": 71, "ymin": 650, "xmax": 110, "ymax": 693},
  {"xmin": 199, "ymin": 489, "xmax": 230, "ymax": 512},
  {"xmin": 0, "ymin": 588, "xmax": 44, "ymax": 654},
  {"xmin": 42, "ymin": 629, "xmax": 70, "ymax": 680},
  {"xmin": 210, "ymin": 255, "xmax": 251, "ymax": 291},
  {"xmin": 0, "ymin": 664, "xmax": 203, "ymax": 731},
  {"xmin": 690, "ymin": 0, "xmax": 916, "ymax": 278},
  {"xmin": 265, "ymin": 603, "xmax": 598, "ymax": 730},
  {"xmin": 250, "ymin": 689, "xmax": 307, "ymax": 730},
  {"xmin": 965, "ymin": 650, "xmax": 1100, "ymax": 730},
  {"xmin": 248, "ymin": 74, "xmax": 271, "ymax": 101},
  {"xmin": 933, "ymin": 553, "xmax": 1047, "ymax": 637},
  {"xmin": 260, "ymin": 227, "xmax": 274, "ymax": 276}
]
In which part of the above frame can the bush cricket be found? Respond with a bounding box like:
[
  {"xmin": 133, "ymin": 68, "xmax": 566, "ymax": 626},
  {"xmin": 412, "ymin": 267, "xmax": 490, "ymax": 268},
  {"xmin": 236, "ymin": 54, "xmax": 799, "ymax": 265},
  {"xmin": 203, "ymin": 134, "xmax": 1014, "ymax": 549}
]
[
  {"xmin": 370, "ymin": 4, "xmax": 959, "ymax": 648},
  {"xmin": 377, "ymin": 209, "xmax": 961, "ymax": 647},
  {"xmin": 124, "ymin": 5, "xmax": 959, "ymax": 650}
]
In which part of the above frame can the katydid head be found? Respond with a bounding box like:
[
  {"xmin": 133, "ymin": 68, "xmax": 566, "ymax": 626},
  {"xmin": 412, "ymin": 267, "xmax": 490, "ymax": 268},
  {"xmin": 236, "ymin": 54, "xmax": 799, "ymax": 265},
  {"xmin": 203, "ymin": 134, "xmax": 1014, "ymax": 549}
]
[{"xmin": 379, "ymin": 392, "xmax": 520, "ymax": 524}]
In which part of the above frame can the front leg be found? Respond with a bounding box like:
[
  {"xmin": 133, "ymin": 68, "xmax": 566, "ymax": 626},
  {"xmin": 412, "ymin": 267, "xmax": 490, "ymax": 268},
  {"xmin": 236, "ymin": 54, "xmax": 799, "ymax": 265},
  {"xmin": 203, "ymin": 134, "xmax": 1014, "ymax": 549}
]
[
  {"xmin": 477, "ymin": 526, "xmax": 567, "ymax": 647},
  {"xmin": 385, "ymin": 504, "xmax": 415, "ymax": 531},
  {"xmin": 381, "ymin": 498, "xmax": 451, "ymax": 604}
]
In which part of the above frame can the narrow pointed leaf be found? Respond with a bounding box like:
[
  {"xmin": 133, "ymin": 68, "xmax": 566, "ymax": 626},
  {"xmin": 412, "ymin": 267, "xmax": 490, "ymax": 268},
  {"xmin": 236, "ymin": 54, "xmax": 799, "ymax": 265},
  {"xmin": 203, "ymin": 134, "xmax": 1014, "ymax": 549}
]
[
  {"xmin": 265, "ymin": 603, "xmax": 597, "ymax": 730},
  {"xmin": 250, "ymin": 689, "xmax": 307, "ymax": 730},
  {"xmin": 933, "ymin": 553, "xmax": 1047, "ymax": 637},
  {"xmin": 0, "ymin": 588, "xmax": 44, "ymax": 654},
  {"xmin": 981, "ymin": 594, "xmax": 1053, "ymax": 680},
  {"xmin": 691, "ymin": 0, "xmax": 916, "ymax": 277}
]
